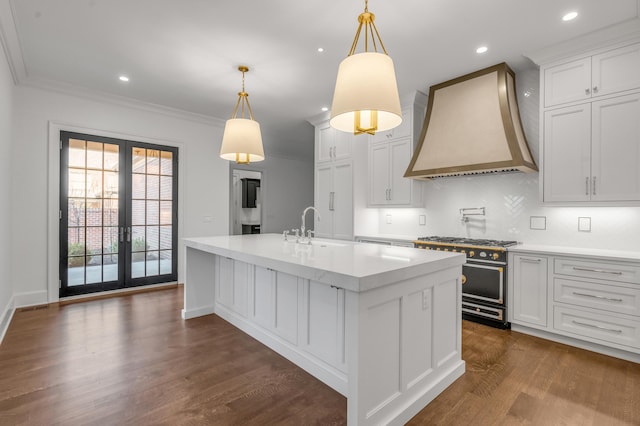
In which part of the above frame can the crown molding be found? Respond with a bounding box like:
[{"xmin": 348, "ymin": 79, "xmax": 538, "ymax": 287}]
[
  {"xmin": 22, "ymin": 76, "xmax": 227, "ymax": 127},
  {"xmin": 526, "ymin": 17, "xmax": 640, "ymax": 66},
  {"xmin": 0, "ymin": 0, "xmax": 27, "ymax": 83}
]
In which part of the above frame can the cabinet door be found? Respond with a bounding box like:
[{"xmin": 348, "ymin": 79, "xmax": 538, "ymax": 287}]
[
  {"xmin": 592, "ymin": 43, "xmax": 640, "ymax": 98},
  {"xmin": 315, "ymin": 164, "xmax": 334, "ymax": 238},
  {"xmin": 543, "ymin": 105, "xmax": 591, "ymax": 202},
  {"xmin": 591, "ymin": 93, "xmax": 640, "ymax": 201},
  {"xmin": 332, "ymin": 161, "xmax": 353, "ymax": 240},
  {"xmin": 316, "ymin": 123, "xmax": 334, "ymax": 163},
  {"xmin": 252, "ymin": 266, "xmax": 275, "ymax": 329},
  {"xmin": 369, "ymin": 143, "xmax": 390, "ymax": 205},
  {"xmin": 544, "ymin": 57, "xmax": 591, "ymax": 107},
  {"xmin": 217, "ymin": 256, "xmax": 234, "ymax": 309},
  {"xmin": 389, "ymin": 139, "xmax": 412, "ymax": 205},
  {"xmin": 332, "ymin": 130, "xmax": 353, "ymax": 161},
  {"xmin": 512, "ymin": 255, "xmax": 548, "ymax": 327},
  {"xmin": 274, "ymin": 272, "xmax": 299, "ymax": 344}
]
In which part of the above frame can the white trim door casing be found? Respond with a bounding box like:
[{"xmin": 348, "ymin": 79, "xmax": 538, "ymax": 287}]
[{"xmin": 47, "ymin": 122, "xmax": 186, "ymax": 303}]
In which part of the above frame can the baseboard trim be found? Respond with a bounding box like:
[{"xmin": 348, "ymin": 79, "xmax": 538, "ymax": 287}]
[
  {"xmin": 13, "ymin": 290, "xmax": 48, "ymax": 308},
  {"xmin": 0, "ymin": 296, "xmax": 15, "ymax": 346},
  {"xmin": 59, "ymin": 282, "xmax": 179, "ymax": 306}
]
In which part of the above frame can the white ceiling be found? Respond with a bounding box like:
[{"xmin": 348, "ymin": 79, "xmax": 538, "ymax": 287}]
[{"xmin": 1, "ymin": 0, "xmax": 639, "ymax": 160}]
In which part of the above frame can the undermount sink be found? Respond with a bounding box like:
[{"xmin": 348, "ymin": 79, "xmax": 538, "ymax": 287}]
[{"xmin": 310, "ymin": 240, "xmax": 347, "ymax": 247}]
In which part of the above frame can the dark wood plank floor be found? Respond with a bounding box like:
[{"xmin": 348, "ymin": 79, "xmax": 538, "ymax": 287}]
[{"xmin": 0, "ymin": 287, "xmax": 638, "ymax": 425}]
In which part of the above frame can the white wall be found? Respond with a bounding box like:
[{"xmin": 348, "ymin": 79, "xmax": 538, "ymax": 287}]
[
  {"xmin": 371, "ymin": 67, "xmax": 640, "ymax": 251},
  {"xmin": 11, "ymin": 85, "xmax": 230, "ymax": 305},
  {"xmin": 0, "ymin": 38, "xmax": 14, "ymax": 339},
  {"xmin": 231, "ymin": 155, "xmax": 314, "ymax": 234}
]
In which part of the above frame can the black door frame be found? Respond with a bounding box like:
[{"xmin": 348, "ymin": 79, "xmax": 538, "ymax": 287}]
[{"xmin": 59, "ymin": 131, "xmax": 178, "ymax": 297}]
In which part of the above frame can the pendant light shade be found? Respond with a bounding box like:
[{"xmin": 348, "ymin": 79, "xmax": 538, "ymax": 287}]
[
  {"xmin": 330, "ymin": 0, "xmax": 402, "ymax": 135},
  {"xmin": 219, "ymin": 66, "xmax": 265, "ymax": 164}
]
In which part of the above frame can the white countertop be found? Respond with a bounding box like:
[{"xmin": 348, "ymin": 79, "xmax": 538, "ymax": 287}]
[
  {"xmin": 184, "ymin": 234, "xmax": 465, "ymax": 292},
  {"xmin": 509, "ymin": 243, "xmax": 640, "ymax": 262}
]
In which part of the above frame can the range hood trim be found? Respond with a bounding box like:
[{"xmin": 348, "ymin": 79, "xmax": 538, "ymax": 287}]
[{"xmin": 404, "ymin": 62, "xmax": 538, "ymax": 179}]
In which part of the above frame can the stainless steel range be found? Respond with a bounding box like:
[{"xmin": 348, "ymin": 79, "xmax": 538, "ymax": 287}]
[{"xmin": 414, "ymin": 236, "xmax": 518, "ymax": 329}]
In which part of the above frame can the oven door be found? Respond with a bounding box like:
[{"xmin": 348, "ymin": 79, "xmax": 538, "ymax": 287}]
[{"xmin": 462, "ymin": 262, "xmax": 504, "ymax": 305}]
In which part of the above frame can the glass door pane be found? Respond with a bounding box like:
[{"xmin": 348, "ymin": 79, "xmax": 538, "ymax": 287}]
[
  {"xmin": 129, "ymin": 147, "xmax": 175, "ymax": 279},
  {"xmin": 62, "ymin": 135, "xmax": 123, "ymax": 294}
]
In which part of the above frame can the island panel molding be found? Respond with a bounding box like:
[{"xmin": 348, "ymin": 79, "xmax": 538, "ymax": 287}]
[{"xmin": 182, "ymin": 234, "xmax": 466, "ymax": 425}]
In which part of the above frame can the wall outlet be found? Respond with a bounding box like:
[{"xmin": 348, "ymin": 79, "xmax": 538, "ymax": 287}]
[
  {"xmin": 419, "ymin": 215, "xmax": 426, "ymax": 225},
  {"xmin": 386, "ymin": 214, "xmax": 392, "ymax": 224},
  {"xmin": 530, "ymin": 216, "xmax": 546, "ymax": 230},
  {"xmin": 578, "ymin": 217, "xmax": 591, "ymax": 232}
]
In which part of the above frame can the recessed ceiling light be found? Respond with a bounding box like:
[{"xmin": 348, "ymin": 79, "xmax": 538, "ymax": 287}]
[
  {"xmin": 562, "ymin": 11, "xmax": 578, "ymax": 21},
  {"xmin": 317, "ymin": 47, "xmax": 324, "ymax": 53},
  {"xmin": 476, "ymin": 46, "xmax": 488, "ymax": 54},
  {"xmin": 321, "ymin": 107, "xmax": 329, "ymax": 112},
  {"xmin": 119, "ymin": 75, "xmax": 130, "ymax": 82}
]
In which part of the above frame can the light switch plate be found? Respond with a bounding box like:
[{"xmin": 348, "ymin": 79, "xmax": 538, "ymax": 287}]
[
  {"xmin": 419, "ymin": 215, "xmax": 426, "ymax": 225},
  {"xmin": 578, "ymin": 217, "xmax": 591, "ymax": 232},
  {"xmin": 530, "ymin": 216, "xmax": 546, "ymax": 230}
]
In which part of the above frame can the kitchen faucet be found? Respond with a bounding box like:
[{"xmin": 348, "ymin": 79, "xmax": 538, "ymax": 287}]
[{"xmin": 300, "ymin": 206, "xmax": 320, "ymax": 240}]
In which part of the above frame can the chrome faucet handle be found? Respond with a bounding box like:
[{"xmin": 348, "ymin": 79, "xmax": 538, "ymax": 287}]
[
  {"xmin": 283, "ymin": 230, "xmax": 290, "ymax": 241},
  {"xmin": 292, "ymin": 229, "xmax": 300, "ymax": 242},
  {"xmin": 306, "ymin": 230, "xmax": 314, "ymax": 245}
]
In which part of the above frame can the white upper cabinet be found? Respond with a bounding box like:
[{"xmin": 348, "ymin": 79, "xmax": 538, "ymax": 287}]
[
  {"xmin": 370, "ymin": 108, "xmax": 412, "ymax": 143},
  {"xmin": 543, "ymin": 92, "xmax": 640, "ymax": 202},
  {"xmin": 541, "ymin": 41, "xmax": 640, "ymax": 203},
  {"xmin": 544, "ymin": 57, "xmax": 592, "ymax": 107},
  {"xmin": 544, "ymin": 42, "xmax": 640, "ymax": 108},
  {"xmin": 316, "ymin": 122, "xmax": 352, "ymax": 164},
  {"xmin": 369, "ymin": 138, "xmax": 413, "ymax": 206},
  {"xmin": 367, "ymin": 95, "xmax": 426, "ymax": 207}
]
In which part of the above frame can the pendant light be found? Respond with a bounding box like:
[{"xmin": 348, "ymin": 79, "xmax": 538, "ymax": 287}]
[
  {"xmin": 219, "ymin": 66, "xmax": 265, "ymax": 164},
  {"xmin": 330, "ymin": 0, "xmax": 402, "ymax": 135}
]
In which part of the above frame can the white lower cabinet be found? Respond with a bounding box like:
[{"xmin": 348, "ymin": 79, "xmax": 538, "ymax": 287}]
[
  {"xmin": 509, "ymin": 249, "xmax": 640, "ymax": 359},
  {"xmin": 302, "ymin": 281, "xmax": 346, "ymax": 373},
  {"xmin": 218, "ymin": 259, "xmax": 346, "ymax": 372},
  {"xmin": 511, "ymin": 254, "xmax": 548, "ymax": 327}
]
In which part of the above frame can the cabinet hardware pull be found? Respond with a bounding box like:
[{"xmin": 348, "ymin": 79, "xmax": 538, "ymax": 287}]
[
  {"xmin": 572, "ymin": 292, "xmax": 623, "ymax": 302},
  {"xmin": 572, "ymin": 320, "xmax": 622, "ymax": 334},
  {"xmin": 593, "ymin": 86, "xmax": 598, "ymax": 94},
  {"xmin": 388, "ymin": 188, "xmax": 392, "ymax": 200},
  {"xmin": 585, "ymin": 177, "xmax": 589, "ymax": 195},
  {"xmin": 592, "ymin": 176, "xmax": 596, "ymax": 195},
  {"xmin": 585, "ymin": 88, "xmax": 590, "ymax": 95},
  {"xmin": 520, "ymin": 257, "xmax": 541, "ymax": 263},
  {"xmin": 572, "ymin": 266, "xmax": 623, "ymax": 275}
]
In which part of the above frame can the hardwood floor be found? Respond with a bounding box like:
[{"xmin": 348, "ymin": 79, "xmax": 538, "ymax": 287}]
[{"xmin": 0, "ymin": 287, "xmax": 638, "ymax": 425}]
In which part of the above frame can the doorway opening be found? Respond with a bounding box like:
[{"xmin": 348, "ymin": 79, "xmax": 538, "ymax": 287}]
[
  {"xmin": 59, "ymin": 131, "xmax": 178, "ymax": 297},
  {"xmin": 231, "ymin": 170, "xmax": 262, "ymax": 235}
]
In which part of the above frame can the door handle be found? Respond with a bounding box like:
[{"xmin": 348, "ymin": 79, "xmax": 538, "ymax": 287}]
[
  {"xmin": 585, "ymin": 177, "xmax": 589, "ymax": 196},
  {"xmin": 126, "ymin": 226, "xmax": 131, "ymax": 243},
  {"xmin": 119, "ymin": 227, "xmax": 125, "ymax": 243}
]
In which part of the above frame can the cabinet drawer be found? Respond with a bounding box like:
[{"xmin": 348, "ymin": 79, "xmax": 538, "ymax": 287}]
[
  {"xmin": 554, "ymin": 306, "xmax": 640, "ymax": 350},
  {"xmin": 554, "ymin": 277, "xmax": 640, "ymax": 317},
  {"xmin": 554, "ymin": 258, "xmax": 640, "ymax": 284}
]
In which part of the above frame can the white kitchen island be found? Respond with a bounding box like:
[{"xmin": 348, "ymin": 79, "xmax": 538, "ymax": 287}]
[{"xmin": 183, "ymin": 234, "xmax": 466, "ymax": 425}]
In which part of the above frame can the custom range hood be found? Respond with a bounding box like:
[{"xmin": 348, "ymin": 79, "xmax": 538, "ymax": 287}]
[{"xmin": 404, "ymin": 63, "xmax": 537, "ymax": 179}]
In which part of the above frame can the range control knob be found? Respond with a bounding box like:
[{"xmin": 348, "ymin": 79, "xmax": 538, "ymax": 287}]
[
  {"xmin": 469, "ymin": 251, "xmax": 475, "ymax": 257},
  {"xmin": 492, "ymin": 253, "xmax": 500, "ymax": 260},
  {"xmin": 479, "ymin": 252, "xmax": 487, "ymax": 258}
]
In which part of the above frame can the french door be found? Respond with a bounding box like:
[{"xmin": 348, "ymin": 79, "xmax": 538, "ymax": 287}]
[{"xmin": 59, "ymin": 131, "xmax": 178, "ymax": 297}]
